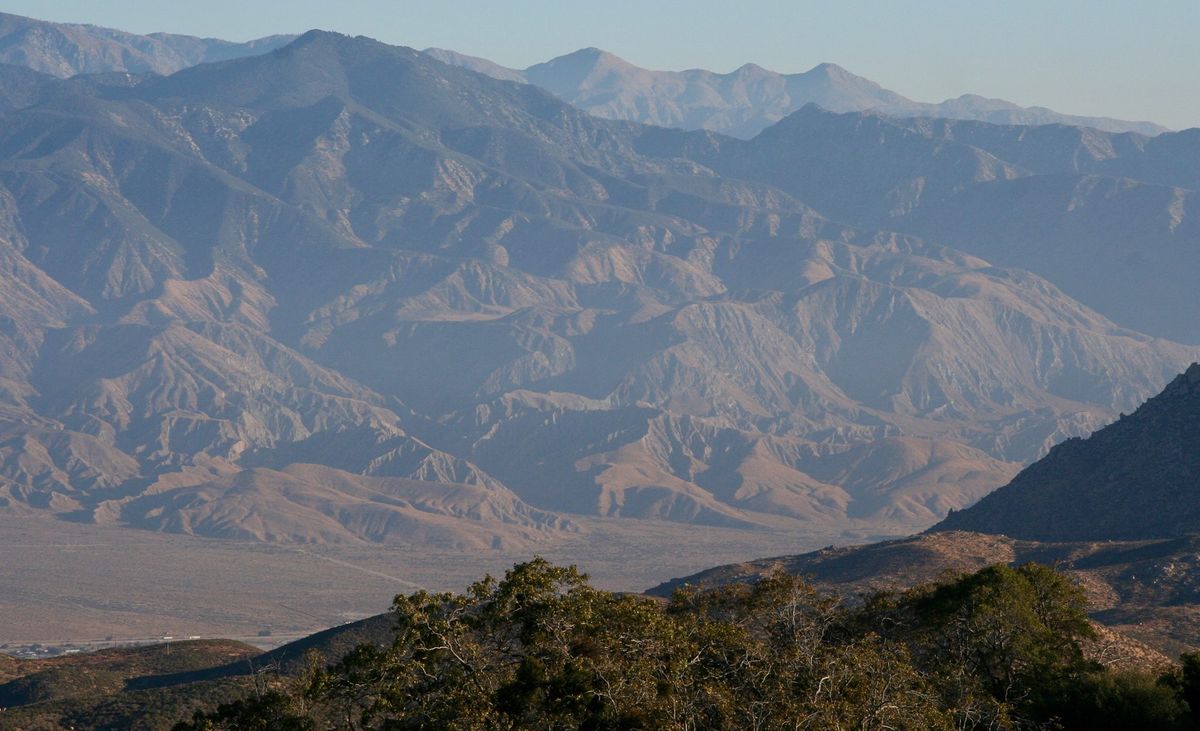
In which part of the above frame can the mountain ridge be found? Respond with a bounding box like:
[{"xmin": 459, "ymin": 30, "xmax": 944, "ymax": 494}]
[
  {"xmin": 0, "ymin": 10, "xmax": 1171, "ymax": 141},
  {"xmin": 657, "ymin": 103, "xmax": 1200, "ymax": 343},
  {"xmin": 932, "ymin": 363, "xmax": 1200, "ymax": 541},
  {"xmin": 0, "ymin": 11, "xmax": 296, "ymax": 78},
  {"xmin": 425, "ymin": 46, "xmax": 1170, "ymax": 138},
  {"xmin": 0, "ymin": 30, "xmax": 1194, "ymax": 549},
  {"xmin": 648, "ymin": 363, "xmax": 1200, "ymax": 651}
]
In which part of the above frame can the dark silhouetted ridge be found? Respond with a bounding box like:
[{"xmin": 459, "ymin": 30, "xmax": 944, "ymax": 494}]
[{"xmin": 933, "ymin": 363, "xmax": 1200, "ymax": 541}]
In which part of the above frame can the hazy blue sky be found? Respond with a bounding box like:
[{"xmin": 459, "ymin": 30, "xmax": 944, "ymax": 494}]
[{"xmin": 6, "ymin": 0, "xmax": 1198, "ymax": 129}]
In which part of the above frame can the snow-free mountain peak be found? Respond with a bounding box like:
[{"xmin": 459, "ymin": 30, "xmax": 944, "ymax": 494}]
[
  {"xmin": 421, "ymin": 45, "xmax": 1169, "ymax": 138},
  {"xmin": 0, "ymin": 10, "xmax": 296, "ymax": 78}
]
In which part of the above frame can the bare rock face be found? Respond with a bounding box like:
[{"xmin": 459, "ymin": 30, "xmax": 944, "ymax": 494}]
[
  {"xmin": 933, "ymin": 363, "xmax": 1200, "ymax": 541},
  {"xmin": 0, "ymin": 30, "xmax": 1195, "ymax": 548}
]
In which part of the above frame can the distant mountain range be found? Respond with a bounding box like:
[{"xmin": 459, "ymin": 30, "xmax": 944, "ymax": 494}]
[
  {"xmin": 424, "ymin": 46, "xmax": 1171, "ymax": 138},
  {"xmin": 0, "ymin": 11, "xmax": 1170, "ymax": 138},
  {"xmin": 0, "ymin": 19, "xmax": 1194, "ymax": 552},
  {"xmin": 674, "ymin": 106, "xmax": 1200, "ymax": 343},
  {"xmin": 0, "ymin": 11, "xmax": 295, "ymax": 77}
]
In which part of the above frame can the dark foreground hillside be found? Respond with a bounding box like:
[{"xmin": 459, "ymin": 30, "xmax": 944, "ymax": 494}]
[
  {"xmin": 933, "ymin": 363, "xmax": 1200, "ymax": 541},
  {"xmin": 0, "ymin": 617, "xmax": 398, "ymax": 729},
  {"xmin": 650, "ymin": 529, "xmax": 1200, "ymax": 655},
  {"xmin": 0, "ymin": 640, "xmax": 259, "ymax": 729}
]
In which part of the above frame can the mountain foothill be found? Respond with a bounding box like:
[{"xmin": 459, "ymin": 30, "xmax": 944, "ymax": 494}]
[{"xmin": 656, "ymin": 362, "xmax": 1200, "ymax": 653}]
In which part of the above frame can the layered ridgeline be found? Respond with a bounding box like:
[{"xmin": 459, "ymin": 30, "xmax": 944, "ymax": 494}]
[
  {"xmin": 424, "ymin": 46, "xmax": 1168, "ymax": 138},
  {"xmin": 0, "ymin": 11, "xmax": 295, "ymax": 77},
  {"xmin": 676, "ymin": 107, "xmax": 1200, "ymax": 343},
  {"xmin": 0, "ymin": 30, "xmax": 1196, "ymax": 547},
  {"xmin": 0, "ymin": 10, "xmax": 1166, "ymax": 137},
  {"xmin": 419, "ymin": 46, "xmax": 1200, "ymax": 345},
  {"xmin": 652, "ymin": 364, "xmax": 1200, "ymax": 651}
]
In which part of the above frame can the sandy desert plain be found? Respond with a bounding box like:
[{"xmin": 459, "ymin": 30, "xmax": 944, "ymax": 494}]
[{"xmin": 0, "ymin": 515, "xmax": 850, "ymax": 654}]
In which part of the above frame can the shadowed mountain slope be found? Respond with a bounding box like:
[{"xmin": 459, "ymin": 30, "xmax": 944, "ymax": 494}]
[
  {"xmin": 933, "ymin": 363, "xmax": 1200, "ymax": 541},
  {"xmin": 650, "ymin": 364, "xmax": 1200, "ymax": 652},
  {"xmin": 0, "ymin": 62, "xmax": 58, "ymax": 112}
]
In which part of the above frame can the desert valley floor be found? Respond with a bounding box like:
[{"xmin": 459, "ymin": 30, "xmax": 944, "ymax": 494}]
[{"xmin": 0, "ymin": 515, "xmax": 844, "ymax": 651}]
